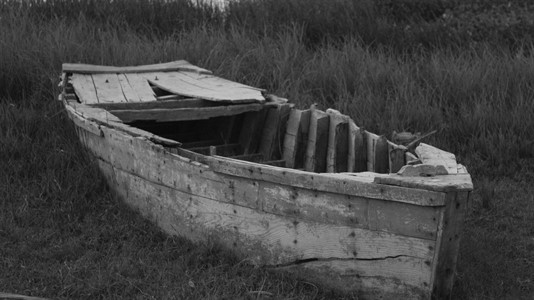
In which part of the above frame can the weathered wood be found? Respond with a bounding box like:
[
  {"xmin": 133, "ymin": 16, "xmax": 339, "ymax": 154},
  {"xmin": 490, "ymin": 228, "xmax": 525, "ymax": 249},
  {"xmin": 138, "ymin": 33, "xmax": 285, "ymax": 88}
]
[
  {"xmin": 96, "ymin": 159, "xmax": 435, "ymax": 266},
  {"xmin": 206, "ymin": 155, "xmax": 446, "ymax": 206},
  {"xmin": 374, "ymin": 174, "xmax": 473, "ymax": 192},
  {"xmin": 457, "ymin": 164, "xmax": 468, "ymax": 174},
  {"xmin": 366, "ymin": 132, "xmax": 380, "ymax": 172},
  {"xmin": 258, "ymin": 104, "xmax": 291, "ymax": 160},
  {"xmin": 263, "ymin": 159, "xmax": 286, "ymax": 167},
  {"xmin": 431, "ymin": 192, "xmax": 469, "ymax": 299},
  {"xmin": 91, "ymin": 73, "xmax": 127, "ymax": 103},
  {"xmin": 282, "ymin": 109, "xmax": 311, "ymax": 168},
  {"xmin": 117, "ymin": 73, "xmax": 141, "ymax": 102},
  {"xmin": 145, "ymin": 72, "xmax": 265, "ymax": 104},
  {"xmin": 415, "ymin": 143, "xmax": 458, "ymax": 175},
  {"xmin": 398, "ymin": 164, "xmax": 449, "ymax": 177},
  {"xmin": 374, "ymin": 136, "xmax": 389, "ymax": 174},
  {"xmin": 349, "ymin": 121, "xmax": 368, "ymax": 172},
  {"xmin": 277, "ymin": 257, "xmax": 432, "ymax": 298},
  {"xmin": 123, "ymin": 73, "xmax": 157, "ymax": 102},
  {"xmin": 389, "ymin": 143, "xmax": 406, "ymax": 173},
  {"xmin": 326, "ymin": 109, "xmax": 349, "ymax": 173},
  {"xmin": 228, "ymin": 153, "xmax": 264, "ymax": 163},
  {"xmin": 62, "ymin": 60, "xmax": 212, "ymax": 75},
  {"xmin": 304, "ymin": 109, "xmax": 330, "ymax": 172},
  {"xmin": 70, "ymin": 74, "xmax": 98, "ymax": 104},
  {"xmin": 109, "ymin": 103, "xmax": 262, "ymax": 123},
  {"xmin": 89, "ymin": 98, "xmax": 217, "ymax": 110},
  {"xmin": 239, "ymin": 109, "xmax": 269, "ymax": 155}
]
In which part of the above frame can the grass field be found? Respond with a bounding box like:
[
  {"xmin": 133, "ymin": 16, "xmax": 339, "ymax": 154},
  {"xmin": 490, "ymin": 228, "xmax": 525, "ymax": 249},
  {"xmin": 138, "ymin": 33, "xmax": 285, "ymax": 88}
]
[{"xmin": 1, "ymin": 0, "xmax": 533, "ymax": 299}]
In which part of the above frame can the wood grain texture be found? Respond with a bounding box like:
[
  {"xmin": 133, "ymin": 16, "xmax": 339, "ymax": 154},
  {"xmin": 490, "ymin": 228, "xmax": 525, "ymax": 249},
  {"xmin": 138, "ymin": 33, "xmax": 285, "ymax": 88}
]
[
  {"xmin": 431, "ymin": 192, "xmax": 470, "ymax": 299},
  {"xmin": 62, "ymin": 60, "xmax": 212, "ymax": 74},
  {"xmin": 348, "ymin": 120, "xmax": 367, "ymax": 172},
  {"xmin": 206, "ymin": 155, "xmax": 446, "ymax": 206},
  {"xmin": 89, "ymin": 98, "xmax": 217, "ymax": 110},
  {"xmin": 304, "ymin": 109, "xmax": 329, "ymax": 172},
  {"xmin": 109, "ymin": 103, "xmax": 262, "ymax": 122},
  {"xmin": 70, "ymin": 74, "xmax": 98, "ymax": 104},
  {"xmin": 374, "ymin": 174, "xmax": 473, "ymax": 192},
  {"xmin": 366, "ymin": 131, "xmax": 380, "ymax": 172},
  {"xmin": 374, "ymin": 136, "xmax": 389, "ymax": 174},
  {"xmin": 415, "ymin": 143, "xmax": 458, "ymax": 175},
  {"xmin": 144, "ymin": 71, "xmax": 265, "ymax": 103},
  {"xmin": 282, "ymin": 109, "xmax": 311, "ymax": 168},
  {"xmin": 123, "ymin": 73, "xmax": 157, "ymax": 102},
  {"xmin": 92, "ymin": 73, "xmax": 127, "ymax": 103},
  {"xmin": 326, "ymin": 109, "xmax": 349, "ymax": 173},
  {"xmin": 117, "ymin": 73, "xmax": 141, "ymax": 102},
  {"xmin": 258, "ymin": 104, "xmax": 291, "ymax": 161},
  {"xmin": 238, "ymin": 109, "xmax": 268, "ymax": 154}
]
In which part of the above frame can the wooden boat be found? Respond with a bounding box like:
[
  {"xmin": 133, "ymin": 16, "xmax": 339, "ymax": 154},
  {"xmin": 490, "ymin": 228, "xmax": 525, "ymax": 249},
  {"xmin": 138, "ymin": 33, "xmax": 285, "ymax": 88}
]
[{"xmin": 59, "ymin": 60, "xmax": 473, "ymax": 299}]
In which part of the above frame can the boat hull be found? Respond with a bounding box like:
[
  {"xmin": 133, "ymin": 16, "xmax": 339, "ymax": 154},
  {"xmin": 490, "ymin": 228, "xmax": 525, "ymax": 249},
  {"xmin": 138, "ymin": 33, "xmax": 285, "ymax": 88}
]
[{"xmin": 67, "ymin": 107, "xmax": 469, "ymax": 299}]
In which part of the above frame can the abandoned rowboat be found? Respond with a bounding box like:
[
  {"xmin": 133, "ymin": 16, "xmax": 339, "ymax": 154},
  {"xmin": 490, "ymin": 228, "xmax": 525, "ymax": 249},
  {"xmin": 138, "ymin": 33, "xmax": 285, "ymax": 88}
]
[{"xmin": 59, "ymin": 60, "xmax": 473, "ymax": 299}]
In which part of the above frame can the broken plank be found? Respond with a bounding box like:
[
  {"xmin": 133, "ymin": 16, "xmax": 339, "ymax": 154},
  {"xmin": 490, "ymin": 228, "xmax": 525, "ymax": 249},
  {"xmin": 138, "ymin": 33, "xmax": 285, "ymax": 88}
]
[
  {"xmin": 92, "ymin": 73, "xmax": 127, "ymax": 103},
  {"xmin": 109, "ymin": 103, "xmax": 263, "ymax": 123},
  {"xmin": 70, "ymin": 74, "xmax": 99, "ymax": 105},
  {"xmin": 304, "ymin": 109, "xmax": 330, "ymax": 172},
  {"xmin": 415, "ymin": 143, "xmax": 458, "ymax": 174},
  {"xmin": 62, "ymin": 60, "xmax": 212, "ymax": 75},
  {"xmin": 123, "ymin": 73, "xmax": 157, "ymax": 102},
  {"xmin": 88, "ymin": 98, "xmax": 219, "ymax": 110},
  {"xmin": 326, "ymin": 109, "xmax": 349, "ymax": 173},
  {"xmin": 389, "ymin": 143, "xmax": 406, "ymax": 174},
  {"xmin": 117, "ymin": 73, "xmax": 141, "ymax": 102},
  {"xmin": 282, "ymin": 109, "xmax": 311, "ymax": 169}
]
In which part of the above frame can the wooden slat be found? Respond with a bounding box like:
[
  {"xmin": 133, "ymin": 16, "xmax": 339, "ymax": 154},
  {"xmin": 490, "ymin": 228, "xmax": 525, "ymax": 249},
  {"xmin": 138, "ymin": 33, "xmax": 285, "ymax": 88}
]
[
  {"xmin": 62, "ymin": 60, "xmax": 212, "ymax": 75},
  {"xmin": 326, "ymin": 109, "xmax": 349, "ymax": 173},
  {"xmin": 92, "ymin": 74, "xmax": 127, "ymax": 103},
  {"xmin": 70, "ymin": 74, "xmax": 99, "ymax": 104},
  {"xmin": 406, "ymin": 151, "xmax": 421, "ymax": 165},
  {"xmin": 239, "ymin": 109, "xmax": 268, "ymax": 155},
  {"xmin": 123, "ymin": 73, "xmax": 157, "ymax": 102},
  {"xmin": 88, "ymin": 98, "xmax": 218, "ymax": 110},
  {"xmin": 366, "ymin": 131, "xmax": 380, "ymax": 172},
  {"xmin": 374, "ymin": 136, "xmax": 389, "ymax": 174},
  {"xmin": 109, "ymin": 103, "xmax": 262, "ymax": 123},
  {"xmin": 304, "ymin": 109, "xmax": 330, "ymax": 172},
  {"xmin": 117, "ymin": 73, "xmax": 141, "ymax": 102},
  {"xmin": 206, "ymin": 155, "xmax": 446, "ymax": 206},
  {"xmin": 374, "ymin": 174, "xmax": 473, "ymax": 192},
  {"xmin": 431, "ymin": 192, "xmax": 469, "ymax": 298},
  {"xmin": 263, "ymin": 159, "xmax": 286, "ymax": 167},
  {"xmin": 258, "ymin": 104, "xmax": 291, "ymax": 161},
  {"xmin": 348, "ymin": 121, "xmax": 367, "ymax": 172},
  {"xmin": 282, "ymin": 109, "xmax": 311, "ymax": 169},
  {"xmin": 415, "ymin": 143, "xmax": 458, "ymax": 174},
  {"xmin": 389, "ymin": 143, "xmax": 406, "ymax": 174},
  {"xmin": 144, "ymin": 72, "xmax": 265, "ymax": 104}
]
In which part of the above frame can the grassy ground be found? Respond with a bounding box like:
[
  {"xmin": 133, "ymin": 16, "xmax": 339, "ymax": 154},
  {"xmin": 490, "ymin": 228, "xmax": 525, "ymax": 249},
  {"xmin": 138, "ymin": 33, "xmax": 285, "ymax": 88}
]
[{"xmin": 1, "ymin": 0, "xmax": 533, "ymax": 299}]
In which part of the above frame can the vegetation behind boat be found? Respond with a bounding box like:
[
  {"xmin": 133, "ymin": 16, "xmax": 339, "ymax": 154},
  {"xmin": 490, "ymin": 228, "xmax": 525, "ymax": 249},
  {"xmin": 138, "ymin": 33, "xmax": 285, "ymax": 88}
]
[{"xmin": 1, "ymin": 0, "xmax": 533, "ymax": 299}]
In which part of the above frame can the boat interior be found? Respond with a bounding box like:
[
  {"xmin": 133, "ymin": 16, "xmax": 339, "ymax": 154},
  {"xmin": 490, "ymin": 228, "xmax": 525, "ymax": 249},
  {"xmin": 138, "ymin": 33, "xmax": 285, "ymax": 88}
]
[{"xmin": 61, "ymin": 62, "xmax": 414, "ymax": 174}]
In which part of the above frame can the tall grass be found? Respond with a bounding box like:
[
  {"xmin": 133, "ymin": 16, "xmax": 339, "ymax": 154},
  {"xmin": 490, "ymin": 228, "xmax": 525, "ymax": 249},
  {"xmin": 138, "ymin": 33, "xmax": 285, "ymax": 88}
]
[{"xmin": 1, "ymin": 0, "xmax": 534, "ymax": 298}]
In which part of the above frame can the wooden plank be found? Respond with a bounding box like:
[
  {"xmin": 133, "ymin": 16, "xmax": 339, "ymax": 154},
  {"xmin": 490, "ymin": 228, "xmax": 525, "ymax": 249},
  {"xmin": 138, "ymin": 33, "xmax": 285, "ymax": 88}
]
[
  {"xmin": 228, "ymin": 153, "xmax": 264, "ymax": 163},
  {"xmin": 348, "ymin": 121, "xmax": 367, "ymax": 172},
  {"xmin": 263, "ymin": 159, "xmax": 286, "ymax": 167},
  {"xmin": 258, "ymin": 104, "xmax": 291, "ymax": 161},
  {"xmin": 304, "ymin": 109, "xmax": 330, "ymax": 172},
  {"xmin": 70, "ymin": 74, "xmax": 99, "ymax": 104},
  {"xmin": 415, "ymin": 143, "xmax": 458, "ymax": 174},
  {"xmin": 92, "ymin": 74, "xmax": 127, "ymax": 103},
  {"xmin": 89, "ymin": 98, "xmax": 218, "ymax": 110},
  {"xmin": 431, "ymin": 192, "xmax": 469, "ymax": 299},
  {"xmin": 206, "ymin": 155, "xmax": 447, "ymax": 206},
  {"xmin": 174, "ymin": 70, "xmax": 265, "ymax": 92},
  {"xmin": 62, "ymin": 60, "xmax": 212, "ymax": 75},
  {"xmin": 144, "ymin": 72, "xmax": 265, "ymax": 104},
  {"xmin": 277, "ymin": 257, "xmax": 432, "ymax": 297},
  {"xmin": 366, "ymin": 131, "xmax": 380, "ymax": 172},
  {"xmin": 282, "ymin": 109, "xmax": 311, "ymax": 168},
  {"xmin": 406, "ymin": 151, "xmax": 421, "ymax": 165},
  {"xmin": 389, "ymin": 143, "xmax": 406, "ymax": 173},
  {"xmin": 109, "ymin": 103, "xmax": 263, "ymax": 123},
  {"xmin": 239, "ymin": 109, "xmax": 268, "ymax": 154},
  {"xmin": 374, "ymin": 174, "xmax": 474, "ymax": 192},
  {"xmin": 374, "ymin": 136, "xmax": 389, "ymax": 174},
  {"xmin": 397, "ymin": 164, "xmax": 449, "ymax": 177},
  {"xmin": 123, "ymin": 73, "xmax": 157, "ymax": 102},
  {"xmin": 96, "ymin": 160, "xmax": 435, "ymax": 266},
  {"xmin": 117, "ymin": 73, "xmax": 141, "ymax": 102},
  {"xmin": 326, "ymin": 109, "xmax": 349, "ymax": 173}
]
